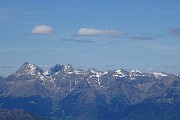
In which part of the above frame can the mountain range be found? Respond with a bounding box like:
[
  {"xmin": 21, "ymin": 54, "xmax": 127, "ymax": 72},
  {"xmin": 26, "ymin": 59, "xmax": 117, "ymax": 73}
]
[{"xmin": 0, "ymin": 62, "xmax": 179, "ymax": 120}]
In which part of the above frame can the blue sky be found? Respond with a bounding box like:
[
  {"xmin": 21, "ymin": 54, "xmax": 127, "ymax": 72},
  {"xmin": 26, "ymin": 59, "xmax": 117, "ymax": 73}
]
[{"xmin": 0, "ymin": 0, "xmax": 180, "ymax": 76}]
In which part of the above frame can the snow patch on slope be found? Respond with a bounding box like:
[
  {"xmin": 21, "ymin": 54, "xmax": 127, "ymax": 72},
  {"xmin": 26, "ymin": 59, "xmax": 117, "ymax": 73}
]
[
  {"xmin": 153, "ymin": 72, "xmax": 167, "ymax": 77},
  {"xmin": 113, "ymin": 69, "xmax": 127, "ymax": 78}
]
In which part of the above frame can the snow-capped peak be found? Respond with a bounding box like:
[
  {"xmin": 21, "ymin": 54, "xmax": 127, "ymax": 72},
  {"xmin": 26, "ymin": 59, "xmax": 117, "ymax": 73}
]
[
  {"xmin": 87, "ymin": 68, "xmax": 103, "ymax": 86},
  {"xmin": 74, "ymin": 69, "xmax": 84, "ymax": 74},
  {"xmin": 153, "ymin": 72, "xmax": 167, "ymax": 78},
  {"xmin": 130, "ymin": 69, "xmax": 142, "ymax": 73},
  {"xmin": 12, "ymin": 62, "xmax": 44, "ymax": 80},
  {"xmin": 19, "ymin": 62, "xmax": 42, "ymax": 75},
  {"xmin": 88, "ymin": 68, "xmax": 101, "ymax": 74},
  {"xmin": 44, "ymin": 64, "xmax": 74, "ymax": 76},
  {"xmin": 88, "ymin": 68, "xmax": 103, "ymax": 77},
  {"xmin": 115, "ymin": 69, "xmax": 124, "ymax": 74},
  {"xmin": 27, "ymin": 64, "xmax": 38, "ymax": 75},
  {"xmin": 112, "ymin": 69, "xmax": 128, "ymax": 78},
  {"xmin": 64, "ymin": 64, "xmax": 72, "ymax": 71},
  {"xmin": 129, "ymin": 69, "xmax": 145, "ymax": 80},
  {"xmin": 61, "ymin": 64, "xmax": 74, "ymax": 72}
]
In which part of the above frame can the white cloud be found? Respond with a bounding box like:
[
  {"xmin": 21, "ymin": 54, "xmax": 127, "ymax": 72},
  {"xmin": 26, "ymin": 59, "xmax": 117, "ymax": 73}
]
[
  {"xmin": 31, "ymin": 25, "xmax": 55, "ymax": 34},
  {"xmin": 61, "ymin": 39, "xmax": 95, "ymax": 44},
  {"xmin": 78, "ymin": 28, "xmax": 124, "ymax": 36},
  {"xmin": 130, "ymin": 36, "xmax": 153, "ymax": 40}
]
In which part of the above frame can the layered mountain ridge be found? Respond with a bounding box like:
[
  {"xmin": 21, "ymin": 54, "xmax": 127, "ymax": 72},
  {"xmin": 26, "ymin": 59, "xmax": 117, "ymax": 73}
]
[{"xmin": 0, "ymin": 62, "xmax": 179, "ymax": 120}]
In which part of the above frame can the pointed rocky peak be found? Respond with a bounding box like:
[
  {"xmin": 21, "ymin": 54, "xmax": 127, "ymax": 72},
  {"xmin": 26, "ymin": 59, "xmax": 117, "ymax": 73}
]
[
  {"xmin": 143, "ymin": 72, "xmax": 156, "ymax": 77},
  {"xmin": 130, "ymin": 69, "xmax": 142, "ymax": 74},
  {"xmin": 9, "ymin": 62, "xmax": 43, "ymax": 80},
  {"xmin": 12, "ymin": 62, "xmax": 43, "ymax": 77},
  {"xmin": 18, "ymin": 62, "xmax": 31, "ymax": 70},
  {"xmin": 23, "ymin": 62, "xmax": 29, "ymax": 66},
  {"xmin": 115, "ymin": 69, "xmax": 128, "ymax": 74},
  {"xmin": 112, "ymin": 69, "xmax": 128, "ymax": 78},
  {"xmin": 87, "ymin": 68, "xmax": 103, "ymax": 74},
  {"xmin": 129, "ymin": 69, "xmax": 145, "ymax": 80},
  {"xmin": 152, "ymin": 72, "xmax": 168, "ymax": 78},
  {"xmin": 46, "ymin": 64, "xmax": 64, "ymax": 75},
  {"xmin": 88, "ymin": 68, "xmax": 102, "ymax": 73},
  {"xmin": 44, "ymin": 64, "xmax": 75, "ymax": 76},
  {"xmin": 87, "ymin": 68, "xmax": 103, "ymax": 78},
  {"xmin": 74, "ymin": 69, "xmax": 85, "ymax": 75},
  {"xmin": 63, "ymin": 64, "xmax": 74, "ymax": 72}
]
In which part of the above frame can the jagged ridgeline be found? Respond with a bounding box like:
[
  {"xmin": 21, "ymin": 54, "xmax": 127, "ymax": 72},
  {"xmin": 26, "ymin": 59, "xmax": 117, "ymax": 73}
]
[{"xmin": 0, "ymin": 62, "xmax": 180, "ymax": 120}]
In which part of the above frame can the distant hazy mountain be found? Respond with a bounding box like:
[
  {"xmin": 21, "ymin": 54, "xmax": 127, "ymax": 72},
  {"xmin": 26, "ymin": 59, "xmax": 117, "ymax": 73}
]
[{"xmin": 0, "ymin": 62, "xmax": 179, "ymax": 120}]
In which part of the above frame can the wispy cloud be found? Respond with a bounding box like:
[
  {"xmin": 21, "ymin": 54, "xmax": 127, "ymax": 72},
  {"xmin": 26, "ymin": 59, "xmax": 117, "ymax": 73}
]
[
  {"xmin": 143, "ymin": 44, "xmax": 180, "ymax": 51},
  {"xmin": 61, "ymin": 39, "xmax": 95, "ymax": 44},
  {"xmin": 31, "ymin": 25, "xmax": 55, "ymax": 34},
  {"xmin": 74, "ymin": 40, "xmax": 95, "ymax": 44},
  {"xmin": 61, "ymin": 39, "xmax": 74, "ymax": 42},
  {"xmin": 0, "ymin": 47, "xmax": 68, "ymax": 53},
  {"xmin": 168, "ymin": 27, "xmax": 180, "ymax": 36},
  {"xmin": 152, "ymin": 34, "xmax": 164, "ymax": 37},
  {"xmin": 130, "ymin": 36, "xmax": 154, "ymax": 40},
  {"xmin": 0, "ymin": 48, "xmax": 38, "ymax": 52},
  {"xmin": 78, "ymin": 28, "xmax": 125, "ymax": 36},
  {"xmin": 0, "ymin": 66, "xmax": 16, "ymax": 69}
]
